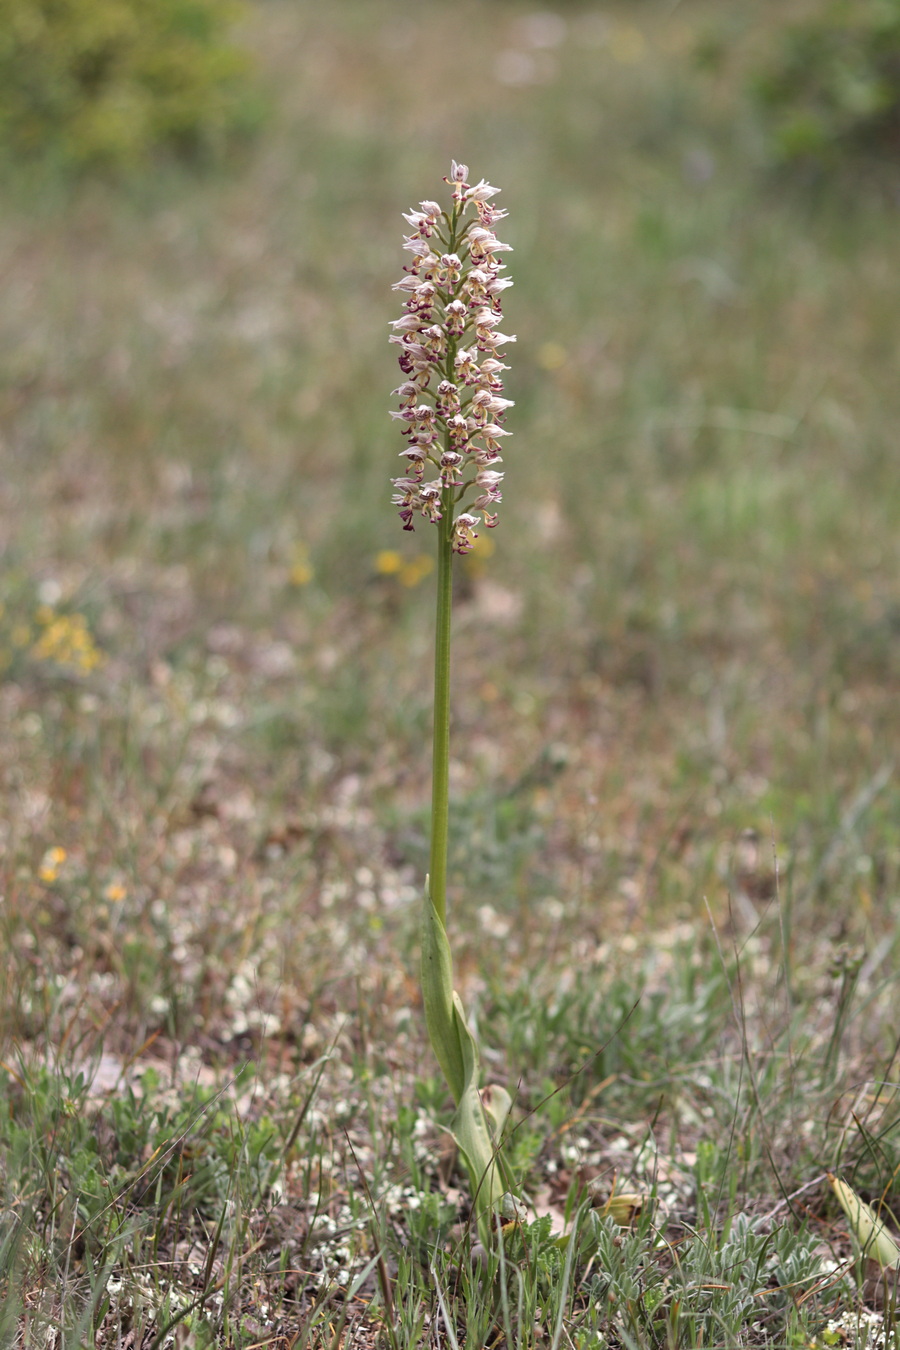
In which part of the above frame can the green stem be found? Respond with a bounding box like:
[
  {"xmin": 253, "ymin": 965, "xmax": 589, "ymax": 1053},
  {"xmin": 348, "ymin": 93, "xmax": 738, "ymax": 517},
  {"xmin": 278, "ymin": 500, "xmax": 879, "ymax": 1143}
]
[
  {"xmin": 428, "ymin": 492, "xmax": 454, "ymax": 930},
  {"xmin": 427, "ymin": 199, "xmax": 463, "ymax": 933}
]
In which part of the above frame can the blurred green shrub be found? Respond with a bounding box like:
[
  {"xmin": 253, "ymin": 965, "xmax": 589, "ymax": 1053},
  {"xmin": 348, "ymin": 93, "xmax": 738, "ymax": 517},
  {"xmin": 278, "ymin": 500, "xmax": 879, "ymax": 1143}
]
[
  {"xmin": 753, "ymin": 0, "xmax": 900, "ymax": 164},
  {"xmin": 0, "ymin": 0, "xmax": 259, "ymax": 171}
]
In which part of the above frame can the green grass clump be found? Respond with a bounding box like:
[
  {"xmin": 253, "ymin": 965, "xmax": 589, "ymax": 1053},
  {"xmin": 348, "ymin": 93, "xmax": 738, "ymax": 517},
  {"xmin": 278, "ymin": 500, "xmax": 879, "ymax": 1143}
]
[
  {"xmin": 0, "ymin": 0, "xmax": 259, "ymax": 171},
  {"xmin": 0, "ymin": 1060, "xmax": 287, "ymax": 1342},
  {"xmin": 753, "ymin": 0, "xmax": 900, "ymax": 166}
]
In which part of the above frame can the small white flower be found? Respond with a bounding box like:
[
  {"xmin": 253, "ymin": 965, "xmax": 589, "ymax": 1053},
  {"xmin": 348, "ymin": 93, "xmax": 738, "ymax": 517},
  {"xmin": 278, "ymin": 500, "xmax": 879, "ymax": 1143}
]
[
  {"xmin": 451, "ymin": 512, "xmax": 480, "ymax": 553},
  {"xmin": 467, "ymin": 227, "xmax": 514, "ymax": 257},
  {"xmin": 389, "ymin": 314, "xmax": 425, "ymax": 332},
  {"xmin": 465, "ymin": 179, "xmax": 500, "ymax": 202}
]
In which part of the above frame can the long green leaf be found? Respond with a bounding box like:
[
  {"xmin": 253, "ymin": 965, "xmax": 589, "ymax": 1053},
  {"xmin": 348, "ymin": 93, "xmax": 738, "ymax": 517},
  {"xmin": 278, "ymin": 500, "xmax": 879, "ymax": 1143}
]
[
  {"xmin": 421, "ymin": 877, "xmax": 509, "ymax": 1242},
  {"xmin": 421, "ymin": 876, "xmax": 465, "ymax": 1103},
  {"xmin": 448, "ymin": 992, "xmax": 507, "ymax": 1236}
]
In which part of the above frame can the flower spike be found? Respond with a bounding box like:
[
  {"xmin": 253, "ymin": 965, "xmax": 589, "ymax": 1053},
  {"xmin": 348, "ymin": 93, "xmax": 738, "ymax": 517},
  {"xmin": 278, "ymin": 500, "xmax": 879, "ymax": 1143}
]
[{"xmin": 390, "ymin": 163, "xmax": 513, "ymax": 546}]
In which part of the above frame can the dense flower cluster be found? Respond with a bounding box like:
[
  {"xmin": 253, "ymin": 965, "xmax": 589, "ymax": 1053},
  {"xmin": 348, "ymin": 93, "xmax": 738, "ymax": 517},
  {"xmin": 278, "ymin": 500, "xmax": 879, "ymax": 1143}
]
[{"xmin": 390, "ymin": 161, "xmax": 514, "ymax": 554}]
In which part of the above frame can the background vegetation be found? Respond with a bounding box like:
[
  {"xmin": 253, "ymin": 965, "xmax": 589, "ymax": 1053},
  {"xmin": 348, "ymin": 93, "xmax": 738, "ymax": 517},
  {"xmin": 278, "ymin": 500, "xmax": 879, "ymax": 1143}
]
[
  {"xmin": 1, "ymin": 0, "xmax": 900, "ymax": 1343},
  {"xmin": 0, "ymin": 0, "xmax": 256, "ymax": 170},
  {"xmin": 752, "ymin": 0, "xmax": 900, "ymax": 166}
]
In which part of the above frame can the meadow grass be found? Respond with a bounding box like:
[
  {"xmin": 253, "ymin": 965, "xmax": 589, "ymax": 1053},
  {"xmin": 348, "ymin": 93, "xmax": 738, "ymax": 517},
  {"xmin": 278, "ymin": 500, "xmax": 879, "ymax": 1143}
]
[{"xmin": 2, "ymin": 0, "xmax": 900, "ymax": 1343}]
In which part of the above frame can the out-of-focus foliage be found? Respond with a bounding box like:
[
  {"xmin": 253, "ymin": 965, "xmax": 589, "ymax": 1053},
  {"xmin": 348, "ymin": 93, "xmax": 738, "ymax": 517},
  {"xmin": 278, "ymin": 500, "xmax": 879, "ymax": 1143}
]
[
  {"xmin": 753, "ymin": 0, "xmax": 900, "ymax": 164},
  {"xmin": 0, "ymin": 0, "xmax": 259, "ymax": 171}
]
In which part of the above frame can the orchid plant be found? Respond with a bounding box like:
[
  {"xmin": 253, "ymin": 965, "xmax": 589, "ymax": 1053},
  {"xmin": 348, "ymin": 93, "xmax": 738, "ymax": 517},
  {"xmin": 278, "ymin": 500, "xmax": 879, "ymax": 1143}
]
[{"xmin": 389, "ymin": 161, "xmax": 516, "ymax": 1242}]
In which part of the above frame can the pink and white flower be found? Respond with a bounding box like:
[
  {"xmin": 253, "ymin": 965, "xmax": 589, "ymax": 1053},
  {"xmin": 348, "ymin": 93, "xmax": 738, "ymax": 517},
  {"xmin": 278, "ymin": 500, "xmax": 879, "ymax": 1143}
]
[{"xmin": 390, "ymin": 164, "xmax": 514, "ymax": 544}]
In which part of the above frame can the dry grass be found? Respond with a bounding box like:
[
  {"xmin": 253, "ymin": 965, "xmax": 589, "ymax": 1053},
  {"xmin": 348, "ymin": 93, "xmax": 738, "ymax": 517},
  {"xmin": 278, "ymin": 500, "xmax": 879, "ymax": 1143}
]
[{"xmin": 1, "ymin": 0, "xmax": 900, "ymax": 1343}]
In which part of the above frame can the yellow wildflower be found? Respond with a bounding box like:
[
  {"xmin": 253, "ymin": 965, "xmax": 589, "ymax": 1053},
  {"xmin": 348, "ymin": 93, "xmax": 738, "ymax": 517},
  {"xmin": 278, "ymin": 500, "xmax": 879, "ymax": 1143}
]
[
  {"xmin": 399, "ymin": 555, "xmax": 434, "ymax": 587},
  {"xmin": 39, "ymin": 846, "xmax": 67, "ymax": 884},
  {"xmin": 375, "ymin": 550, "xmax": 404, "ymax": 575}
]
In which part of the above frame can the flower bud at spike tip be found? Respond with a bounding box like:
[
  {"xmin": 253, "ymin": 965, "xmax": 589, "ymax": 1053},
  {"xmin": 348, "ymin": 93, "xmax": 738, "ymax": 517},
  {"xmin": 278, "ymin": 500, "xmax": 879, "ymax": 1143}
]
[{"xmin": 389, "ymin": 163, "xmax": 514, "ymax": 552}]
